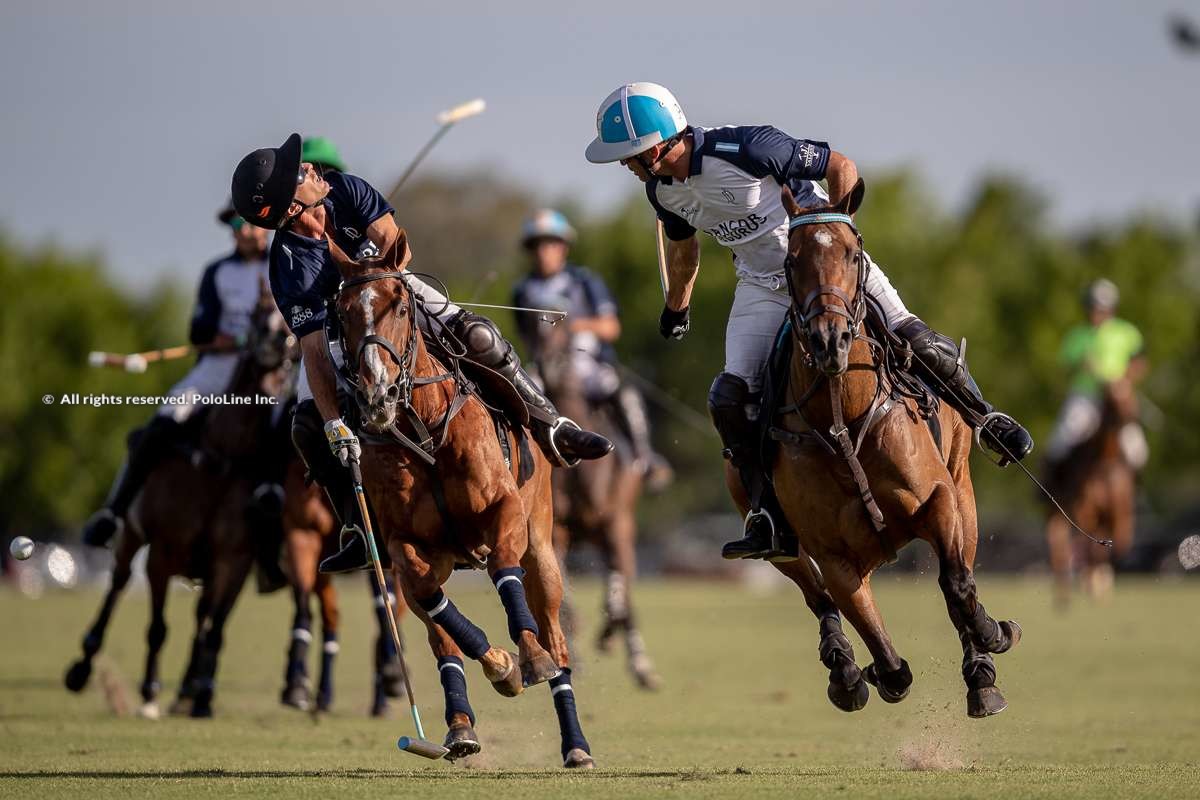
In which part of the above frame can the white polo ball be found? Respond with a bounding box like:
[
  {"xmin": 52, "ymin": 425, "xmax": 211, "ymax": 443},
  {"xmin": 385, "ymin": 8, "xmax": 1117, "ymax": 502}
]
[{"xmin": 10, "ymin": 536, "xmax": 35, "ymax": 561}]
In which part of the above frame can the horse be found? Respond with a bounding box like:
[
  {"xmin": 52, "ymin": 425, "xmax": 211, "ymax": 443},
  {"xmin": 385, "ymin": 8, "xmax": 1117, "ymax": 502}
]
[
  {"xmin": 279, "ymin": 452, "xmax": 410, "ymax": 715},
  {"xmin": 1044, "ymin": 378, "xmax": 1138, "ymax": 604},
  {"xmin": 64, "ymin": 284, "xmax": 293, "ymax": 719},
  {"xmin": 524, "ymin": 305, "xmax": 660, "ymax": 690},
  {"xmin": 760, "ymin": 180, "xmax": 1021, "ymax": 718},
  {"xmin": 330, "ymin": 230, "xmax": 594, "ymax": 768}
]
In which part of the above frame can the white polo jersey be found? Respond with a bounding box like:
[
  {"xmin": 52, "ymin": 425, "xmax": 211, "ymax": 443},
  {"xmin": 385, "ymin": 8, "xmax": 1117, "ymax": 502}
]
[{"xmin": 647, "ymin": 125, "xmax": 830, "ymax": 287}]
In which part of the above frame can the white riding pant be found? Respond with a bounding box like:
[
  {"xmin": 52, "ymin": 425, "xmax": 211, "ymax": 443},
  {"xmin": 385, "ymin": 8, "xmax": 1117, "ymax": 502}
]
[
  {"xmin": 1046, "ymin": 392, "xmax": 1148, "ymax": 468},
  {"xmin": 297, "ymin": 275, "xmax": 461, "ymax": 404},
  {"xmin": 725, "ymin": 252, "xmax": 913, "ymax": 392},
  {"xmin": 156, "ymin": 353, "xmax": 240, "ymax": 422}
]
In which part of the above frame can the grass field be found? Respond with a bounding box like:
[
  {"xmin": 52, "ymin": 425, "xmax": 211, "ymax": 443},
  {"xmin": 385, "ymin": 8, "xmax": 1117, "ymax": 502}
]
[{"xmin": 1, "ymin": 570, "xmax": 1197, "ymax": 799}]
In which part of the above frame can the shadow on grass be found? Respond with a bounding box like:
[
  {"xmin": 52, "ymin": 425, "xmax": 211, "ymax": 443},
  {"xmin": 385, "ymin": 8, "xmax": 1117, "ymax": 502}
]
[{"xmin": 0, "ymin": 768, "xmax": 747, "ymax": 781}]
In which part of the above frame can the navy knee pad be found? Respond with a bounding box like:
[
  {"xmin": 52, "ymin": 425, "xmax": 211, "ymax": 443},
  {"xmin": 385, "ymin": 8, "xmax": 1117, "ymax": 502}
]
[
  {"xmin": 493, "ymin": 567, "xmax": 539, "ymax": 642},
  {"xmin": 437, "ymin": 655, "xmax": 476, "ymax": 726},
  {"xmin": 418, "ymin": 590, "xmax": 490, "ymax": 660}
]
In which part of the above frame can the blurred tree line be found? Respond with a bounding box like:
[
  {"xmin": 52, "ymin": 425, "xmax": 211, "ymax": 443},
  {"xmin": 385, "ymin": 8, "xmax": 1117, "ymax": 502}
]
[{"xmin": 3, "ymin": 169, "xmax": 1197, "ymax": 542}]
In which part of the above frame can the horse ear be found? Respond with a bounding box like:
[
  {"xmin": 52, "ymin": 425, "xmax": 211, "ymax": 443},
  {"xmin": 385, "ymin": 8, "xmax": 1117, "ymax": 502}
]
[
  {"xmin": 385, "ymin": 228, "xmax": 413, "ymax": 270},
  {"xmin": 781, "ymin": 185, "xmax": 803, "ymax": 218},
  {"xmin": 839, "ymin": 178, "xmax": 866, "ymax": 216},
  {"xmin": 329, "ymin": 239, "xmax": 359, "ymax": 280}
]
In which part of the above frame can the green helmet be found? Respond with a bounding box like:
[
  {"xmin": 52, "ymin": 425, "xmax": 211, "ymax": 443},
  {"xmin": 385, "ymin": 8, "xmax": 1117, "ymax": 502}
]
[{"xmin": 301, "ymin": 136, "xmax": 347, "ymax": 172}]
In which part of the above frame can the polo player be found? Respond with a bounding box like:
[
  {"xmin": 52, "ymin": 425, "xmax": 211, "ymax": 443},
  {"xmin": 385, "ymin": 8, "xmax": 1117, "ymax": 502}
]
[
  {"xmin": 512, "ymin": 209, "xmax": 672, "ymax": 487},
  {"xmin": 584, "ymin": 82, "xmax": 1034, "ymax": 561},
  {"xmin": 230, "ymin": 134, "xmax": 613, "ymax": 573}
]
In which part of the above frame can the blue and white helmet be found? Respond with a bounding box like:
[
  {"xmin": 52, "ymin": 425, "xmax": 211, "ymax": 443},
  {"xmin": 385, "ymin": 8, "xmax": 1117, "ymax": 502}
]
[
  {"xmin": 522, "ymin": 209, "xmax": 576, "ymax": 246},
  {"xmin": 585, "ymin": 82, "xmax": 688, "ymax": 164}
]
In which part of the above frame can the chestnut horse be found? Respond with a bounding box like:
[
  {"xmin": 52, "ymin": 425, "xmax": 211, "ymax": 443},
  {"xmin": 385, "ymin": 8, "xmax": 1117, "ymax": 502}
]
[
  {"xmin": 1044, "ymin": 379, "xmax": 1138, "ymax": 605},
  {"xmin": 278, "ymin": 454, "xmax": 408, "ymax": 715},
  {"xmin": 330, "ymin": 231, "xmax": 593, "ymax": 768},
  {"xmin": 65, "ymin": 286, "xmax": 292, "ymax": 718},
  {"xmin": 525, "ymin": 310, "xmax": 661, "ymax": 690},
  {"xmin": 763, "ymin": 180, "xmax": 1021, "ymax": 718}
]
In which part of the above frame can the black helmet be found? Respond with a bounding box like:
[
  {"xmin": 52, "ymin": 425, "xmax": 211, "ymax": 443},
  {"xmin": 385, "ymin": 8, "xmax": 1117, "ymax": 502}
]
[{"xmin": 231, "ymin": 133, "xmax": 303, "ymax": 229}]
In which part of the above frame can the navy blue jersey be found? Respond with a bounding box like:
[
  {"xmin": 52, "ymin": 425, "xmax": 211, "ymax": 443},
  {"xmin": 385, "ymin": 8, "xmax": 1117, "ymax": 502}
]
[
  {"xmin": 189, "ymin": 251, "xmax": 270, "ymax": 348},
  {"xmin": 647, "ymin": 125, "xmax": 830, "ymax": 282},
  {"xmin": 269, "ymin": 172, "xmax": 393, "ymax": 338},
  {"xmin": 512, "ymin": 265, "xmax": 619, "ymax": 363}
]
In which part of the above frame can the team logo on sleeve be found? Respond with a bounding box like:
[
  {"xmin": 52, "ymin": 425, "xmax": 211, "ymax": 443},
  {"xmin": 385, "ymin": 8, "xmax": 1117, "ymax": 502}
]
[
  {"xmin": 721, "ymin": 189, "xmax": 736, "ymax": 204},
  {"xmin": 799, "ymin": 143, "xmax": 819, "ymax": 169},
  {"xmin": 290, "ymin": 305, "xmax": 315, "ymax": 327}
]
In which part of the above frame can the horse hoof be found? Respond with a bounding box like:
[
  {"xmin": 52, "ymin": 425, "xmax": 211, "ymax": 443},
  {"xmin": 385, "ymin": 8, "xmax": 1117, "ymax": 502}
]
[
  {"xmin": 864, "ymin": 661, "xmax": 912, "ymax": 704},
  {"xmin": 280, "ymin": 685, "xmax": 311, "ymax": 711},
  {"xmin": 967, "ymin": 685, "xmax": 1008, "ymax": 718},
  {"xmin": 370, "ymin": 699, "xmax": 390, "ymax": 719},
  {"xmin": 381, "ymin": 662, "xmax": 407, "ymax": 699},
  {"xmin": 485, "ymin": 651, "xmax": 524, "ymax": 698},
  {"xmin": 827, "ymin": 678, "xmax": 870, "ymax": 712},
  {"xmin": 633, "ymin": 668, "xmax": 662, "ymax": 692},
  {"xmin": 64, "ymin": 661, "xmax": 92, "ymax": 693},
  {"xmin": 521, "ymin": 651, "xmax": 562, "ymax": 689},
  {"xmin": 136, "ymin": 701, "xmax": 161, "ymax": 721},
  {"xmin": 996, "ymin": 620, "xmax": 1022, "ymax": 654},
  {"xmin": 167, "ymin": 696, "xmax": 193, "ymax": 716},
  {"xmin": 443, "ymin": 725, "xmax": 482, "ymax": 762},
  {"xmin": 563, "ymin": 748, "xmax": 595, "ymax": 769},
  {"xmin": 190, "ymin": 691, "xmax": 214, "ymax": 719},
  {"xmin": 316, "ymin": 694, "xmax": 332, "ymax": 713}
]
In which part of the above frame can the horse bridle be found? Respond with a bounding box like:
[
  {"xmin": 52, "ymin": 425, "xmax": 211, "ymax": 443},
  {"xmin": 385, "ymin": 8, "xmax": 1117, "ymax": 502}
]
[
  {"xmin": 335, "ymin": 270, "xmax": 419, "ymax": 410},
  {"xmin": 783, "ymin": 212, "xmax": 868, "ymax": 346}
]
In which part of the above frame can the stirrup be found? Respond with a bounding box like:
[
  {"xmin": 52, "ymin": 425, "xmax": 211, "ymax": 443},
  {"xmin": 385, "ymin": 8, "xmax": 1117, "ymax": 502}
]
[
  {"xmin": 742, "ymin": 509, "xmax": 799, "ymax": 562},
  {"xmin": 339, "ymin": 522, "xmax": 367, "ymax": 551},
  {"xmin": 544, "ymin": 417, "xmax": 582, "ymax": 469},
  {"xmin": 974, "ymin": 411, "xmax": 1019, "ymax": 466}
]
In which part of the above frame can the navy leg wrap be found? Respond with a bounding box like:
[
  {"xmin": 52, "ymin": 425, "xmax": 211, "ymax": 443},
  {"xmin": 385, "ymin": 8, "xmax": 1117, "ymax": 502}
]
[
  {"xmin": 493, "ymin": 566, "xmax": 539, "ymax": 643},
  {"xmin": 549, "ymin": 669, "xmax": 589, "ymax": 758},
  {"xmin": 370, "ymin": 578, "xmax": 399, "ymax": 660},
  {"xmin": 417, "ymin": 590, "xmax": 490, "ymax": 660},
  {"xmin": 286, "ymin": 625, "xmax": 311, "ymax": 683},
  {"xmin": 318, "ymin": 633, "xmax": 338, "ymax": 703},
  {"xmin": 437, "ymin": 655, "xmax": 476, "ymax": 726}
]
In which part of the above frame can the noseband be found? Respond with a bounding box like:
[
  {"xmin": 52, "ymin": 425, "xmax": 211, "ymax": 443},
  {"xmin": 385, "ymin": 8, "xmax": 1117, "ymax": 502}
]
[{"xmin": 784, "ymin": 212, "xmax": 868, "ymax": 341}]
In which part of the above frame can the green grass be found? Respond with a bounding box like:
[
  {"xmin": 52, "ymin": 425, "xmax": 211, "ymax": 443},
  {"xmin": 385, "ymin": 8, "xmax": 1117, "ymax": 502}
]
[{"xmin": 1, "ymin": 572, "xmax": 1197, "ymax": 799}]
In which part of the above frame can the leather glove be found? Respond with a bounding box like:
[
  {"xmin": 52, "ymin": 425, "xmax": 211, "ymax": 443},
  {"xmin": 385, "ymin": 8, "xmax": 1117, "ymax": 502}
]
[
  {"xmin": 324, "ymin": 417, "xmax": 361, "ymax": 467},
  {"xmin": 659, "ymin": 305, "xmax": 690, "ymax": 340}
]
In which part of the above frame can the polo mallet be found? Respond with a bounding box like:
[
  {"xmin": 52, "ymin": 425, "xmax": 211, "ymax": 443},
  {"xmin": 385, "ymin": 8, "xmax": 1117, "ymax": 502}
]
[
  {"xmin": 385, "ymin": 98, "xmax": 486, "ymax": 198},
  {"xmin": 654, "ymin": 218, "xmax": 670, "ymax": 302},
  {"xmin": 87, "ymin": 343, "xmax": 233, "ymax": 373},
  {"xmin": 347, "ymin": 457, "xmax": 448, "ymax": 760}
]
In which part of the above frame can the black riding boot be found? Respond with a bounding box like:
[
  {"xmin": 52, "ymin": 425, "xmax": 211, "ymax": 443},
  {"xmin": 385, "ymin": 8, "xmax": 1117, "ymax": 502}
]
[
  {"xmin": 450, "ymin": 311, "xmax": 613, "ymax": 467},
  {"xmin": 291, "ymin": 400, "xmax": 389, "ymax": 574},
  {"xmin": 248, "ymin": 408, "xmax": 293, "ymax": 593},
  {"xmin": 895, "ymin": 318, "xmax": 1034, "ymax": 466},
  {"xmin": 708, "ymin": 374, "xmax": 798, "ymax": 562},
  {"xmin": 612, "ymin": 384, "xmax": 674, "ymax": 491},
  {"xmin": 82, "ymin": 415, "xmax": 184, "ymax": 547}
]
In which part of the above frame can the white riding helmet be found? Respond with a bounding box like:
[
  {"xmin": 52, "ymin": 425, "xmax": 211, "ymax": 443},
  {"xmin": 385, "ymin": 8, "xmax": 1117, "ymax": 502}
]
[{"xmin": 585, "ymin": 82, "xmax": 688, "ymax": 164}]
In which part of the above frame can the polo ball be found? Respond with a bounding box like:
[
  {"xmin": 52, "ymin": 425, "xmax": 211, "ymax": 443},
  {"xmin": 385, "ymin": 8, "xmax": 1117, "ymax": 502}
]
[{"xmin": 10, "ymin": 536, "xmax": 35, "ymax": 561}]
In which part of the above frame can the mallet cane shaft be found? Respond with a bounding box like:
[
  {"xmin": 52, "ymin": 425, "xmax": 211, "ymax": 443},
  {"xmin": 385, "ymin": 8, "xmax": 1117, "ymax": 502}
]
[{"xmin": 348, "ymin": 457, "xmax": 448, "ymax": 760}]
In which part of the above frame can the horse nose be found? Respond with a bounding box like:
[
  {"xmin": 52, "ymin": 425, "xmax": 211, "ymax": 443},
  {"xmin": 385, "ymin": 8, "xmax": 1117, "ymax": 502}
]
[{"xmin": 837, "ymin": 328, "xmax": 853, "ymax": 355}]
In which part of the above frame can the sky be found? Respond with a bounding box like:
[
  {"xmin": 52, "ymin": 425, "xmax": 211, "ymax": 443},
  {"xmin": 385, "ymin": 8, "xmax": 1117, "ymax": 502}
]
[{"xmin": 1, "ymin": 0, "xmax": 1197, "ymax": 291}]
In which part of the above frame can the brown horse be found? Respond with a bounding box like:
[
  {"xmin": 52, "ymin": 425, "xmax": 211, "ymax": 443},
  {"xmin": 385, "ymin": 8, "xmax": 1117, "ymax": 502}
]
[
  {"xmin": 330, "ymin": 231, "xmax": 593, "ymax": 768},
  {"xmin": 524, "ymin": 309, "xmax": 661, "ymax": 690},
  {"xmin": 279, "ymin": 454, "xmax": 409, "ymax": 715},
  {"xmin": 759, "ymin": 181, "xmax": 1021, "ymax": 718},
  {"xmin": 1045, "ymin": 379, "xmax": 1138, "ymax": 604},
  {"xmin": 65, "ymin": 287, "xmax": 292, "ymax": 718}
]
